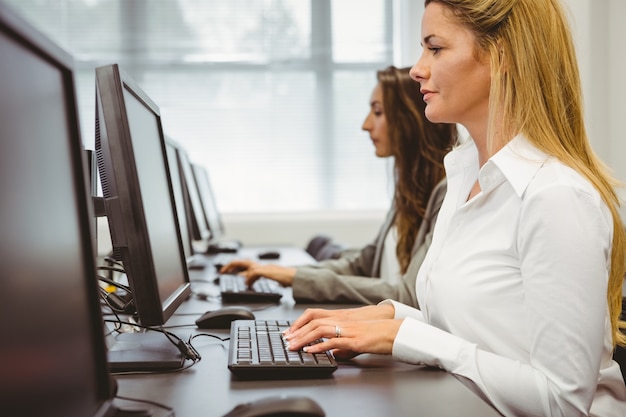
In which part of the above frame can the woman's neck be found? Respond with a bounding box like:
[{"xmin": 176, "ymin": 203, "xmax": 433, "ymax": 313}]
[{"xmin": 466, "ymin": 124, "xmax": 511, "ymax": 168}]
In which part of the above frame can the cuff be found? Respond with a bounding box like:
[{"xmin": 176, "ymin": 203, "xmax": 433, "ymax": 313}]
[{"xmin": 379, "ymin": 299, "xmax": 424, "ymax": 321}]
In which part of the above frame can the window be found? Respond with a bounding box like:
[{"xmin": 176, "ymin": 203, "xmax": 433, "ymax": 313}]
[{"xmin": 7, "ymin": 0, "xmax": 396, "ymax": 213}]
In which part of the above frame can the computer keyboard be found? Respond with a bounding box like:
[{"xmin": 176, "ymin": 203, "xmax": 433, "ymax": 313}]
[
  {"xmin": 209, "ymin": 253, "xmax": 239, "ymax": 269},
  {"xmin": 228, "ymin": 319, "xmax": 338, "ymax": 379},
  {"xmin": 219, "ymin": 274, "xmax": 283, "ymax": 303}
]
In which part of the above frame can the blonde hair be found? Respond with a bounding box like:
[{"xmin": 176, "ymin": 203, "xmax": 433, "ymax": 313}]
[{"xmin": 426, "ymin": 0, "xmax": 626, "ymax": 347}]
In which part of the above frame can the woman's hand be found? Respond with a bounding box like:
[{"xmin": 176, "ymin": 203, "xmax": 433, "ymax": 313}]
[
  {"xmin": 242, "ymin": 264, "xmax": 297, "ymax": 287},
  {"xmin": 220, "ymin": 260, "xmax": 296, "ymax": 287},
  {"xmin": 284, "ymin": 317, "xmax": 403, "ymax": 360},
  {"xmin": 219, "ymin": 259, "xmax": 254, "ymax": 274},
  {"xmin": 283, "ymin": 304, "xmax": 397, "ymax": 358},
  {"xmin": 288, "ymin": 304, "xmax": 396, "ymax": 332}
]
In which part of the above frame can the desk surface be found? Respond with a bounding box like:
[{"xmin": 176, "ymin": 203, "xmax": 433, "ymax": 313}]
[{"xmin": 113, "ymin": 248, "xmax": 501, "ymax": 417}]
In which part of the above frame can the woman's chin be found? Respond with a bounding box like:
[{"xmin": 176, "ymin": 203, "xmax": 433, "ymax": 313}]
[{"xmin": 424, "ymin": 106, "xmax": 450, "ymax": 124}]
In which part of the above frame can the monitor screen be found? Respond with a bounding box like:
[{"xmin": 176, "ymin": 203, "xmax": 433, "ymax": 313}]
[
  {"xmin": 192, "ymin": 163, "xmax": 225, "ymax": 241},
  {"xmin": 0, "ymin": 3, "xmax": 114, "ymax": 416},
  {"xmin": 95, "ymin": 63, "xmax": 191, "ymax": 327},
  {"xmin": 178, "ymin": 146, "xmax": 211, "ymax": 242},
  {"xmin": 165, "ymin": 137, "xmax": 194, "ymax": 262}
]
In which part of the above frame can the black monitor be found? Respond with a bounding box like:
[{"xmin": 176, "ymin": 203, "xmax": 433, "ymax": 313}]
[
  {"xmin": 95, "ymin": 63, "xmax": 191, "ymax": 328},
  {"xmin": 191, "ymin": 163, "xmax": 226, "ymax": 241},
  {"xmin": 0, "ymin": 3, "xmax": 116, "ymax": 416},
  {"xmin": 165, "ymin": 137, "xmax": 195, "ymax": 263},
  {"xmin": 178, "ymin": 145, "xmax": 211, "ymax": 243},
  {"xmin": 191, "ymin": 163, "xmax": 241, "ymax": 253}
]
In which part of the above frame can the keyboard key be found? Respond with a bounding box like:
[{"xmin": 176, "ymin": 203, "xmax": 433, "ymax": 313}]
[
  {"xmin": 219, "ymin": 274, "xmax": 283, "ymax": 303},
  {"xmin": 228, "ymin": 320, "xmax": 337, "ymax": 379}
]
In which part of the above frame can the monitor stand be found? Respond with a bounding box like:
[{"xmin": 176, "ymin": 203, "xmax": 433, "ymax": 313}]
[{"xmin": 107, "ymin": 332, "xmax": 185, "ymax": 372}]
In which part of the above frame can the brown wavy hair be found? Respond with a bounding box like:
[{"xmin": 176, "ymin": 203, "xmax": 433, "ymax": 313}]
[{"xmin": 377, "ymin": 66, "xmax": 457, "ymax": 274}]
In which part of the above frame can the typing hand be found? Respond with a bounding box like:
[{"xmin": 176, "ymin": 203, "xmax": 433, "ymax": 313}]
[
  {"xmin": 220, "ymin": 259, "xmax": 254, "ymax": 274},
  {"xmin": 284, "ymin": 315, "xmax": 402, "ymax": 359},
  {"xmin": 287, "ymin": 304, "xmax": 396, "ymax": 334},
  {"xmin": 240, "ymin": 264, "xmax": 297, "ymax": 287}
]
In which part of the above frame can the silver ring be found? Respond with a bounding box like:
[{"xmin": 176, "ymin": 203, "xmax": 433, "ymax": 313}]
[{"xmin": 335, "ymin": 325, "xmax": 342, "ymax": 338}]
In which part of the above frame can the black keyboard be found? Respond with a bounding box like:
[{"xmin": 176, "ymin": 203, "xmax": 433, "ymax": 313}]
[
  {"xmin": 219, "ymin": 274, "xmax": 283, "ymax": 303},
  {"xmin": 228, "ymin": 320, "xmax": 338, "ymax": 379}
]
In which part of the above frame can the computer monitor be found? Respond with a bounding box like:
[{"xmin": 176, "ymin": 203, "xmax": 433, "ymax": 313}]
[
  {"xmin": 191, "ymin": 163, "xmax": 226, "ymax": 242},
  {"xmin": 177, "ymin": 145, "xmax": 211, "ymax": 243},
  {"xmin": 190, "ymin": 163, "xmax": 241, "ymax": 253},
  {"xmin": 0, "ymin": 3, "xmax": 116, "ymax": 416},
  {"xmin": 95, "ymin": 63, "xmax": 191, "ymax": 327},
  {"xmin": 165, "ymin": 136, "xmax": 195, "ymax": 263}
]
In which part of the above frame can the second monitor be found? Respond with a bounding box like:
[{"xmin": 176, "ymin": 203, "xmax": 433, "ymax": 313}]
[
  {"xmin": 190, "ymin": 162, "xmax": 242, "ymax": 254},
  {"xmin": 95, "ymin": 63, "xmax": 192, "ymax": 371},
  {"xmin": 95, "ymin": 63, "xmax": 191, "ymax": 327}
]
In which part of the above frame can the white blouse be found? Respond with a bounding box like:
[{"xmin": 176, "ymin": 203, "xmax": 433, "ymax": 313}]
[{"xmin": 383, "ymin": 135, "xmax": 626, "ymax": 417}]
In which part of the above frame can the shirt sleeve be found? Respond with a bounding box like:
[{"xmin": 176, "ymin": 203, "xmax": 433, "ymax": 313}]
[
  {"xmin": 390, "ymin": 183, "xmax": 616, "ymax": 417},
  {"xmin": 379, "ymin": 299, "xmax": 425, "ymax": 322},
  {"xmin": 293, "ymin": 266, "xmax": 401, "ymax": 304}
]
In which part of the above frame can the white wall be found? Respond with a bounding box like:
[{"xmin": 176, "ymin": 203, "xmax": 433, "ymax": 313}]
[
  {"xmin": 607, "ymin": 0, "xmax": 626, "ymax": 220},
  {"xmin": 567, "ymin": 0, "xmax": 626, "ymax": 219},
  {"xmin": 392, "ymin": 0, "xmax": 424, "ymax": 66},
  {"xmin": 222, "ymin": 211, "xmax": 385, "ymax": 249}
]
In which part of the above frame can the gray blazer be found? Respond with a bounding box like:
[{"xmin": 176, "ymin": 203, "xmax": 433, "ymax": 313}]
[{"xmin": 292, "ymin": 179, "xmax": 447, "ymax": 306}]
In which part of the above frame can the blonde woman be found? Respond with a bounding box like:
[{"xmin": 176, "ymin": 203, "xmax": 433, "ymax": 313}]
[{"xmin": 284, "ymin": 1, "xmax": 626, "ymax": 416}]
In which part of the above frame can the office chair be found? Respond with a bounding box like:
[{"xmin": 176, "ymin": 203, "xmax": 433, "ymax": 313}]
[
  {"xmin": 305, "ymin": 234, "xmax": 332, "ymax": 259},
  {"xmin": 315, "ymin": 242, "xmax": 348, "ymax": 261}
]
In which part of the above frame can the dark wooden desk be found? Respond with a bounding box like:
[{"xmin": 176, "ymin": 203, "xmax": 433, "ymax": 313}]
[
  {"xmin": 110, "ymin": 247, "xmax": 500, "ymax": 416},
  {"xmin": 113, "ymin": 289, "xmax": 501, "ymax": 417}
]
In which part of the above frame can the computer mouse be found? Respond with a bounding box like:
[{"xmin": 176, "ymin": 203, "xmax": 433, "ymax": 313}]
[
  {"xmin": 258, "ymin": 250, "xmax": 281, "ymax": 260},
  {"xmin": 222, "ymin": 395, "xmax": 325, "ymax": 417},
  {"xmin": 195, "ymin": 306, "xmax": 255, "ymax": 329}
]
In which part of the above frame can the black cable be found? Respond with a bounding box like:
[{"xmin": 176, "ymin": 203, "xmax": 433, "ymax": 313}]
[
  {"xmin": 99, "ymin": 287, "xmax": 130, "ymax": 315},
  {"xmin": 104, "ymin": 256, "xmax": 124, "ymax": 267},
  {"xmin": 98, "ymin": 277, "xmax": 135, "ymax": 314},
  {"xmin": 104, "ymin": 319, "xmax": 202, "ymax": 370},
  {"xmin": 104, "ymin": 319, "xmax": 178, "ymax": 341},
  {"xmin": 98, "ymin": 265, "xmax": 127, "ymax": 275},
  {"xmin": 190, "ymin": 333, "xmax": 230, "ymax": 343},
  {"xmin": 97, "ymin": 274, "xmax": 131, "ymax": 292},
  {"xmin": 99, "ymin": 296, "xmax": 127, "ymax": 336}
]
